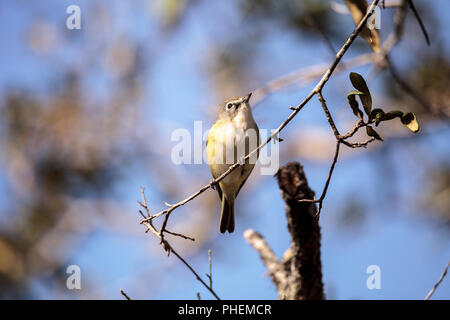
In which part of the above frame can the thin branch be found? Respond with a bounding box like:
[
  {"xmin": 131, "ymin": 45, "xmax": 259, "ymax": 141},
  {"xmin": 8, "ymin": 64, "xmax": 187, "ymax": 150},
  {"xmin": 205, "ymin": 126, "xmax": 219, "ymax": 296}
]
[
  {"xmin": 207, "ymin": 249, "xmax": 213, "ymax": 289},
  {"xmin": 120, "ymin": 290, "xmax": 131, "ymax": 300},
  {"xmin": 407, "ymin": 0, "xmax": 430, "ymax": 45},
  {"xmin": 342, "ymin": 137, "xmax": 376, "ymax": 148},
  {"xmin": 164, "ymin": 229, "xmax": 195, "ymax": 241},
  {"xmin": 140, "ymin": 187, "xmax": 150, "ymax": 218},
  {"xmin": 424, "ymin": 261, "xmax": 450, "ymax": 300},
  {"xmin": 315, "ymin": 141, "xmax": 340, "ymax": 218},
  {"xmin": 317, "ymin": 91, "xmax": 341, "ymax": 138},
  {"xmin": 340, "ymin": 120, "xmax": 365, "ymax": 139},
  {"xmin": 139, "ymin": 190, "xmax": 220, "ymax": 300},
  {"xmin": 165, "ymin": 243, "xmax": 220, "ymax": 300},
  {"xmin": 317, "ymin": 91, "xmax": 374, "ymax": 148},
  {"xmin": 298, "ymin": 141, "xmax": 340, "ymax": 219}
]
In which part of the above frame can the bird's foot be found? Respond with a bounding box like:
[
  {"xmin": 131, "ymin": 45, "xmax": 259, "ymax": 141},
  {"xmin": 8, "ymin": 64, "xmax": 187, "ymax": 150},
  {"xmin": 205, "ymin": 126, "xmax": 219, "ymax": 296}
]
[
  {"xmin": 209, "ymin": 179, "xmax": 218, "ymax": 190},
  {"xmin": 237, "ymin": 156, "xmax": 245, "ymax": 166}
]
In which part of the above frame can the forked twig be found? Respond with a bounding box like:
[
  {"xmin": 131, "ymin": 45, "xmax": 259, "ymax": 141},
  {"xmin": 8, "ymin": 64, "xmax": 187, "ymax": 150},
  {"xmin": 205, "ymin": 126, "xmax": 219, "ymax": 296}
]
[{"xmin": 139, "ymin": 189, "xmax": 220, "ymax": 300}]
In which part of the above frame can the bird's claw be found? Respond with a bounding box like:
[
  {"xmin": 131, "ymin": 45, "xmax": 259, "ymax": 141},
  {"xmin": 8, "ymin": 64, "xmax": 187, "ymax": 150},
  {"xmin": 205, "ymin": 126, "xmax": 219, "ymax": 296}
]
[
  {"xmin": 209, "ymin": 179, "xmax": 218, "ymax": 190},
  {"xmin": 237, "ymin": 157, "xmax": 245, "ymax": 166}
]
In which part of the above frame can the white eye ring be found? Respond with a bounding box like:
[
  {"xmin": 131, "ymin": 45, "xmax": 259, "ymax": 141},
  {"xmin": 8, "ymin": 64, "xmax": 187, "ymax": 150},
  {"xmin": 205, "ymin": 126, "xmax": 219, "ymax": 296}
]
[{"xmin": 226, "ymin": 103, "xmax": 233, "ymax": 110}]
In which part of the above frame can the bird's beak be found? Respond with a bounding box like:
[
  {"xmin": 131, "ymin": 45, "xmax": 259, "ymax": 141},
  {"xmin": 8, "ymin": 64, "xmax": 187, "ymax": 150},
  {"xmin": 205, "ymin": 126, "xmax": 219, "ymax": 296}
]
[{"xmin": 243, "ymin": 92, "xmax": 252, "ymax": 103}]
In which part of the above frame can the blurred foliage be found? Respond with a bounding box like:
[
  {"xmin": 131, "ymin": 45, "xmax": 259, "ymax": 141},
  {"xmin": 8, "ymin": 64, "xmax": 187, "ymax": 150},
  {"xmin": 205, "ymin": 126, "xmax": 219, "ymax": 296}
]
[
  {"xmin": 383, "ymin": 49, "xmax": 450, "ymax": 118},
  {"xmin": 344, "ymin": 0, "xmax": 380, "ymax": 52},
  {"xmin": 337, "ymin": 198, "xmax": 366, "ymax": 228},
  {"xmin": 0, "ymin": 2, "xmax": 148, "ymax": 297},
  {"xmin": 409, "ymin": 51, "xmax": 450, "ymax": 117},
  {"xmin": 209, "ymin": 0, "xmax": 345, "ymax": 98},
  {"xmin": 424, "ymin": 165, "xmax": 450, "ymax": 225},
  {"xmin": 0, "ymin": 72, "xmax": 136, "ymax": 298},
  {"xmin": 242, "ymin": 0, "xmax": 340, "ymax": 39}
]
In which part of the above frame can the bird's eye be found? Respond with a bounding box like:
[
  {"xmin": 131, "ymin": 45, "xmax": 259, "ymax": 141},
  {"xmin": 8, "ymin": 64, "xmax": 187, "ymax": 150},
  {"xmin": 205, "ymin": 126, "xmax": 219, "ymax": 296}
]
[{"xmin": 226, "ymin": 103, "xmax": 233, "ymax": 110}]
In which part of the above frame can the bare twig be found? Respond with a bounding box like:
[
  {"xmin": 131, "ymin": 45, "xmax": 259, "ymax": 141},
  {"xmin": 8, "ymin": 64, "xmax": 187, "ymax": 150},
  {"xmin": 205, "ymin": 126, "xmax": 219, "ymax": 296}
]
[
  {"xmin": 286, "ymin": 0, "xmax": 427, "ymax": 121},
  {"xmin": 424, "ymin": 261, "xmax": 450, "ymax": 300},
  {"xmin": 207, "ymin": 249, "xmax": 213, "ymax": 289},
  {"xmin": 317, "ymin": 91, "xmax": 341, "ymax": 138},
  {"xmin": 375, "ymin": 2, "xmax": 437, "ymax": 116},
  {"xmin": 167, "ymin": 245, "xmax": 220, "ymax": 300},
  {"xmin": 407, "ymin": 0, "xmax": 430, "ymax": 45},
  {"xmin": 340, "ymin": 120, "xmax": 365, "ymax": 139},
  {"xmin": 120, "ymin": 290, "xmax": 131, "ymax": 300},
  {"xmin": 317, "ymin": 142, "xmax": 341, "ymax": 217},
  {"xmin": 343, "ymin": 137, "xmax": 375, "ymax": 148},
  {"xmin": 140, "ymin": 187, "xmax": 150, "ymax": 218},
  {"xmin": 139, "ymin": 190, "xmax": 220, "ymax": 300},
  {"xmin": 163, "ymin": 229, "xmax": 195, "ymax": 241}
]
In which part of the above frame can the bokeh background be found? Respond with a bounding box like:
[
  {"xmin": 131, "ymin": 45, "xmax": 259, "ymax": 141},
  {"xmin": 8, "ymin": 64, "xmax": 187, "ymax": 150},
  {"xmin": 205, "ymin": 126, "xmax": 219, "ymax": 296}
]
[{"xmin": 0, "ymin": 0, "xmax": 449, "ymax": 299}]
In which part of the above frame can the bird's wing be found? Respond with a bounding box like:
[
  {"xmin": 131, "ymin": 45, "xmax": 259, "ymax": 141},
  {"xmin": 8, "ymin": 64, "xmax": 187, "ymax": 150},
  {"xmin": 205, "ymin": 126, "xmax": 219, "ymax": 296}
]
[
  {"xmin": 207, "ymin": 124, "xmax": 223, "ymax": 200},
  {"xmin": 236, "ymin": 127, "xmax": 259, "ymax": 197},
  {"xmin": 235, "ymin": 164, "xmax": 253, "ymax": 197}
]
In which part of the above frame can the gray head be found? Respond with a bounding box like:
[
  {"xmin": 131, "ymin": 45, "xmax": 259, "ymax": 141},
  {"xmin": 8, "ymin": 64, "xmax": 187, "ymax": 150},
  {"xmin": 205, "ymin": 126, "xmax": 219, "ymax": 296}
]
[{"xmin": 216, "ymin": 93, "xmax": 253, "ymax": 122}]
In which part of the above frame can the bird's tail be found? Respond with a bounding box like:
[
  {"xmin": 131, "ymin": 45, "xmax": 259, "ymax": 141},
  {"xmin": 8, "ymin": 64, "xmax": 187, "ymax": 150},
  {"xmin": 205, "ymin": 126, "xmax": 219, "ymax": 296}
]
[{"xmin": 219, "ymin": 195, "xmax": 235, "ymax": 233}]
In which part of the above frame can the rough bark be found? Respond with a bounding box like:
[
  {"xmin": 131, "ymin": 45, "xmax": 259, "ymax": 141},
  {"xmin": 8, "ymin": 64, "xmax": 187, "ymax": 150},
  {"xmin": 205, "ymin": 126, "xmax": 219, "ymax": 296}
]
[
  {"xmin": 275, "ymin": 161, "xmax": 324, "ymax": 300},
  {"xmin": 245, "ymin": 161, "xmax": 324, "ymax": 299}
]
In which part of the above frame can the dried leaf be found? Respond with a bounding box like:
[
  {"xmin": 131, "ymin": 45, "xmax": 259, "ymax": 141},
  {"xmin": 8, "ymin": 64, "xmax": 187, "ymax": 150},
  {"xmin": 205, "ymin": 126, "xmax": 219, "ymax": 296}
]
[
  {"xmin": 347, "ymin": 93, "xmax": 364, "ymax": 119},
  {"xmin": 401, "ymin": 112, "xmax": 420, "ymax": 132},
  {"xmin": 382, "ymin": 110, "xmax": 404, "ymax": 121},
  {"xmin": 370, "ymin": 108, "xmax": 385, "ymax": 126},
  {"xmin": 366, "ymin": 125, "xmax": 383, "ymax": 141},
  {"xmin": 350, "ymin": 72, "xmax": 372, "ymax": 115}
]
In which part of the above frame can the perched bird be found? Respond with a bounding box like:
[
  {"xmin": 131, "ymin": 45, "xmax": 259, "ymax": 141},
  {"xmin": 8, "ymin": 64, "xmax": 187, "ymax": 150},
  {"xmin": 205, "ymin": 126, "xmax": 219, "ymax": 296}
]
[{"xmin": 206, "ymin": 93, "xmax": 259, "ymax": 233}]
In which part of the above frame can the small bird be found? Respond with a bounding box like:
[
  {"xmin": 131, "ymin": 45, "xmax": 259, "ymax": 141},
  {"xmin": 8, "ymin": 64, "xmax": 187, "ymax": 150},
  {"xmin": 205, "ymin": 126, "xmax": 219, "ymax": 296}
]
[{"xmin": 206, "ymin": 93, "xmax": 259, "ymax": 233}]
